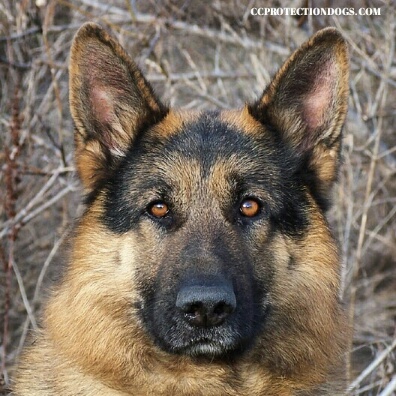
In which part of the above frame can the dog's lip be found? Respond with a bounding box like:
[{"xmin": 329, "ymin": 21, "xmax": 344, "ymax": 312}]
[
  {"xmin": 173, "ymin": 335, "xmax": 238, "ymax": 357},
  {"xmin": 179, "ymin": 342, "xmax": 225, "ymax": 356}
]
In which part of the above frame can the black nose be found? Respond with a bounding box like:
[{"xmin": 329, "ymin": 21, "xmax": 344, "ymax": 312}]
[{"xmin": 176, "ymin": 284, "xmax": 236, "ymax": 327}]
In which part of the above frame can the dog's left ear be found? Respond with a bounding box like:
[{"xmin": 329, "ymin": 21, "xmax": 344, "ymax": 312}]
[{"xmin": 249, "ymin": 28, "xmax": 349, "ymax": 198}]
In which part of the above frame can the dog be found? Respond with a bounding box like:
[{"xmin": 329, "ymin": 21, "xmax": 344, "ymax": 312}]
[{"xmin": 14, "ymin": 23, "xmax": 349, "ymax": 395}]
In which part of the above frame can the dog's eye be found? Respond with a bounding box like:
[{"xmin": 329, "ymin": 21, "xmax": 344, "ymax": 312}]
[
  {"xmin": 148, "ymin": 201, "xmax": 169, "ymax": 218},
  {"xmin": 239, "ymin": 198, "xmax": 261, "ymax": 218}
]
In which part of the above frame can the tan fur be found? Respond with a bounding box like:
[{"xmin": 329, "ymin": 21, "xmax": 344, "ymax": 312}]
[
  {"xmin": 220, "ymin": 106, "xmax": 265, "ymax": 137},
  {"xmin": 153, "ymin": 110, "xmax": 201, "ymax": 138},
  {"xmin": 14, "ymin": 199, "xmax": 346, "ymax": 396},
  {"xmin": 14, "ymin": 24, "xmax": 349, "ymax": 395}
]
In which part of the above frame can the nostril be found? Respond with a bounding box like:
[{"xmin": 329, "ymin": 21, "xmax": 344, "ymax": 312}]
[
  {"xmin": 213, "ymin": 301, "xmax": 234, "ymax": 315},
  {"xmin": 182, "ymin": 302, "xmax": 204, "ymax": 320},
  {"xmin": 183, "ymin": 302, "xmax": 203, "ymax": 315},
  {"xmin": 181, "ymin": 302, "xmax": 206, "ymax": 326}
]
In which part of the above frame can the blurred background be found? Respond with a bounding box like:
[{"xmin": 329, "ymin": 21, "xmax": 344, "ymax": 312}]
[{"xmin": 0, "ymin": 1, "xmax": 395, "ymax": 395}]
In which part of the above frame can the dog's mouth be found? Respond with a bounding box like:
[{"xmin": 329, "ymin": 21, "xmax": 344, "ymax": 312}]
[
  {"xmin": 142, "ymin": 293, "xmax": 271, "ymax": 359},
  {"xmin": 140, "ymin": 274, "xmax": 271, "ymax": 359},
  {"xmin": 150, "ymin": 305, "xmax": 270, "ymax": 359},
  {"xmin": 170, "ymin": 332, "xmax": 241, "ymax": 358},
  {"xmin": 186, "ymin": 339, "xmax": 224, "ymax": 356}
]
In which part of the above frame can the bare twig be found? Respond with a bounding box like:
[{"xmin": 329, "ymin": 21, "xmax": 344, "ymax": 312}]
[
  {"xmin": 60, "ymin": 0, "xmax": 290, "ymax": 54},
  {"xmin": 347, "ymin": 16, "xmax": 395, "ymax": 387},
  {"xmin": 379, "ymin": 375, "xmax": 396, "ymax": 396},
  {"xmin": 347, "ymin": 338, "xmax": 396, "ymax": 392},
  {"xmin": 1, "ymin": 24, "xmax": 23, "ymax": 382},
  {"xmin": 16, "ymin": 227, "xmax": 70, "ymax": 356},
  {"xmin": 146, "ymin": 70, "xmax": 254, "ymax": 82},
  {"xmin": 42, "ymin": 0, "xmax": 66, "ymax": 166}
]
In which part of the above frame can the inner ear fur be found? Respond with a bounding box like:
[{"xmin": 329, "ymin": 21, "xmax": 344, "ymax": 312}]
[
  {"xmin": 69, "ymin": 23, "xmax": 168, "ymax": 192},
  {"xmin": 248, "ymin": 27, "xmax": 349, "ymax": 203}
]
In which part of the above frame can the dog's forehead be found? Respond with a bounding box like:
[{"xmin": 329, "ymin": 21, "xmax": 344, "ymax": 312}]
[
  {"xmin": 147, "ymin": 108, "xmax": 272, "ymax": 169},
  {"xmin": 152, "ymin": 107, "xmax": 264, "ymax": 140},
  {"xmin": 127, "ymin": 108, "xmax": 287, "ymax": 189},
  {"xmin": 122, "ymin": 109, "xmax": 286, "ymax": 204}
]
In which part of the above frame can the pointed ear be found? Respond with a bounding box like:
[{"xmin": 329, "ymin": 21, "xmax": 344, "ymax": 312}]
[
  {"xmin": 69, "ymin": 23, "xmax": 168, "ymax": 192},
  {"xmin": 249, "ymin": 28, "xmax": 349, "ymax": 202}
]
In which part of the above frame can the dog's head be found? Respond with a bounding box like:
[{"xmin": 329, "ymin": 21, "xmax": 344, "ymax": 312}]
[{"xmin": 68, "ymin": 23, "xmax": 349, "ymax": 366}]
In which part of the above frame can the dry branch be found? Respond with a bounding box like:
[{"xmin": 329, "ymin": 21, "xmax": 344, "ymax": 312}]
[{"xmin": 1, "ymin": 2, "xmax": 395, "ymax": 395}]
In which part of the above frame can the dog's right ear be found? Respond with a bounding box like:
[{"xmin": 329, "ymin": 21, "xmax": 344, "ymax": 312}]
[
  {"xmin": 69, "ymin": 23, "xmax": 167, "ymax": 192},
  {"xmin": 248, "ymin": 28, "xmax": 349, "ymax": 206}
]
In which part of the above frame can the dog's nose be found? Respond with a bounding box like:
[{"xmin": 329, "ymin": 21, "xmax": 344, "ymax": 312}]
[{"xmin": 176, "ymin": 285, "xmax": 236, "ymax": 327}]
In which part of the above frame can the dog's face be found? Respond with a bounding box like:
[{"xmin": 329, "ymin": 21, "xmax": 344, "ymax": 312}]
[
  {"xmin": 102, "ymin": 111, "xmax": 299, "ymax": 357},
  {"xmin": 68, "ymin": 23, "xmax": 349, "ymax": 364}
]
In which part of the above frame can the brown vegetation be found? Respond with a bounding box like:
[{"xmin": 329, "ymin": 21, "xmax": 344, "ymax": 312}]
[{"xmin": 0, "ymin": 1, "xmax": 395, "ymax": 395}]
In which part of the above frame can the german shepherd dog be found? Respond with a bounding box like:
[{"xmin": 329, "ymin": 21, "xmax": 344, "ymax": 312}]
[{"xmin": 14, "ymin": 23, "xmax": 349, "ymax": 395}]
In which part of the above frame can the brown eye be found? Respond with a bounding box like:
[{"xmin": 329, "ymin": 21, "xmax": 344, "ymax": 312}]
[
  {"xmin": 240, "ymin": 198, "xmax": 261, "ymax": 217},
  {"xmin": 148, "ymin": 201, "xmax": 169, "ymax": 218}
]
